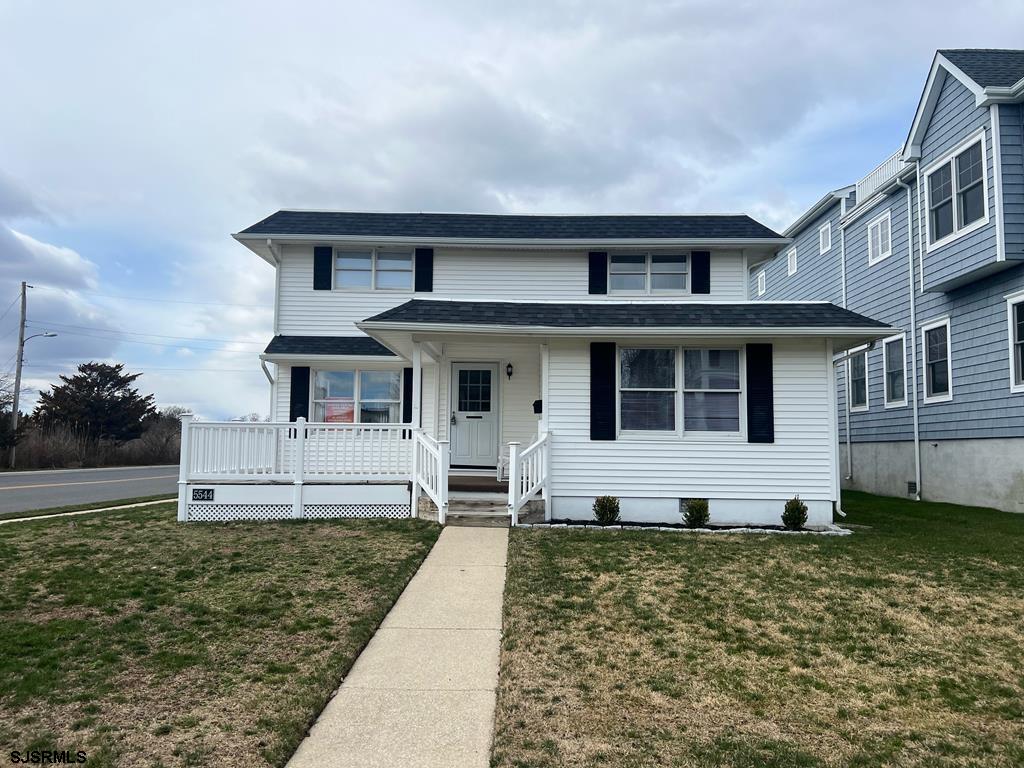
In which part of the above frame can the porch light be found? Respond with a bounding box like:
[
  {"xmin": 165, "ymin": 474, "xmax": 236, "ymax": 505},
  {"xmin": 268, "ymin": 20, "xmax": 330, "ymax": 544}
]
[{"xmin": 506, "ymin": 363, "xmax": 514, "ymax": 380}]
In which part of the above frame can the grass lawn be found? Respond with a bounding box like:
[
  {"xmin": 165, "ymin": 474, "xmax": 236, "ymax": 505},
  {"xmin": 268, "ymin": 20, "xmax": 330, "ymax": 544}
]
[
  {"xmin": 0, "ymin": 494, "xmax": 175, "ymax": 521},
  {"xmin": 0, "ymin": 504, "xmax": 439, "ymax": 767},
  {"xmin": 493, "ymin": 492, "xmax": 1024, "ymax": 768}
]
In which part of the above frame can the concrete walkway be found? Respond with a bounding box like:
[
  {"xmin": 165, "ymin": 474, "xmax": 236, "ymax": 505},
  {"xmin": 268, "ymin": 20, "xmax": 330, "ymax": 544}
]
[{"xmin": 287, "ymin": 526, "xmax": 508, "ymax": 768}]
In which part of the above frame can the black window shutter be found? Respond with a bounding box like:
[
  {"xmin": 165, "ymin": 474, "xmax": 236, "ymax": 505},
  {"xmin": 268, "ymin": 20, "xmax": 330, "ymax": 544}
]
[
  {"xmin": 588, "ymin": 252, "xmax": 608, "ymax": 295},
  {"xmin": 590, "ymin": 342, "xmax": 616, "ymax": 440},
  {"xmin": 289, "ymin": 366, "xmax": 311, "ymax": 421},
  {"xmin": 313, "ymin": 246, "xmax": 333, "ymax": 290},
  {"xmin": 691, "ymin": 251, "xmax": 711, "ymax": 294},
  {"xmin": 746, "ymin": 344, "xmax": 774, "ymax": 443},
  {"xmin": 402, "ymin": 367, "xmax": 413, "ymax": 423},
  {"xmin": 414, "ymin": 248, "xmax": 433, "ymax": 292}
]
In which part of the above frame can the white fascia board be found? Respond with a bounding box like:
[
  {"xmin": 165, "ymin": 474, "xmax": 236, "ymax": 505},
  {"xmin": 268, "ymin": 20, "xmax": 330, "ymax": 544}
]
[
  {"xmin": 356, "ymin": 320, "xmax": 897, "ymax": 339},
  {"xmin": 979, "ymin": 76, "xmax": 1024, "ymax": 104},
  {"xmin": 233, "ymin": 232, "xmax": 791, "ymax": 250},
  {"xmin": 259, "ymin": 353, "xmax": 403, "ymax": 364},
  {"xmin": 782, "ymin": 188, "xmax": 852, "ymax": 238},
  {"xmin": 903, "ymin": 55, "xmax": 991, "ymax": 161}
]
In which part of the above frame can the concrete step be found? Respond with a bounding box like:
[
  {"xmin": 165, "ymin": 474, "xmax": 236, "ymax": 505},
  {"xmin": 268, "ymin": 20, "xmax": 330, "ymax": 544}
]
[{"xmin": 446, "ymin": 513, "xmax": 510, "ymax": 528}]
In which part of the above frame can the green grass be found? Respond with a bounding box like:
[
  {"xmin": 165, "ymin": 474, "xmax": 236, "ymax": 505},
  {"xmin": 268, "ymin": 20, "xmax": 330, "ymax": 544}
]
[
  {"xmin": 0, "ymin": 494, "xmax": 175, "ymax": 521},
  {"xmin": 492, "ymin": 491, "xmax": 1024, "ymax": 768},
  {"xmin": 0, "ymin": 504, "xmax": 439, "ymax": 767}
]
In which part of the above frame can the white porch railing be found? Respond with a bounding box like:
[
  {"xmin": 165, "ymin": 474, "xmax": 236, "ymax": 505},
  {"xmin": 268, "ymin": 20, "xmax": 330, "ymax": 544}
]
[
  {"xmin": 855, "ymin": 149, "xmax": 906, "ymax": 205},
  {"xmin": 507, "ymin": 431, "xmax": 551, "ymax": 526},
  {"xmin": 183, "ymin": 418, "xmax": 412, "ymax": 482},
  {"xmin": 411, "ymin": 429, "xmax": 449, "ymax": 524}
]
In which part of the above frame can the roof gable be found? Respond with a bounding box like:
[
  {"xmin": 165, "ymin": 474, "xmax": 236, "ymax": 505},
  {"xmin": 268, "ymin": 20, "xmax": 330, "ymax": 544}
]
[{"xmin": 939, "ymin": 49, "xmax": 1024, "ymax": 89}]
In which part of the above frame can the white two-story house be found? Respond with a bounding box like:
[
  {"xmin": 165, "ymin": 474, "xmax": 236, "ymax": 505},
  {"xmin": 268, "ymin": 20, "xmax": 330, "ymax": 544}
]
[{"xmin": 177, "ymin": 212, "xmax": 893, "ymax": 527}]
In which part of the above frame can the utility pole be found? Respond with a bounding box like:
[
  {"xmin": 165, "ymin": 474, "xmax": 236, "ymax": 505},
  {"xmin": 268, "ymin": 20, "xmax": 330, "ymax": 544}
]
[{"xmin": 9, "ymin": 281, "xmax": 27, "ymax": 469}]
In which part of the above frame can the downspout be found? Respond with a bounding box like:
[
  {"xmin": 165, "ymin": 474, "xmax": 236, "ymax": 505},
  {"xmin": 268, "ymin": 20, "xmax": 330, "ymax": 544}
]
[
  {"xmin": 897, "ymin": 176, "xmax": 923, "ymax": 502},
  {"xmin": 839, "ymin": 196, "xmax": 852, "ymax": 480}
]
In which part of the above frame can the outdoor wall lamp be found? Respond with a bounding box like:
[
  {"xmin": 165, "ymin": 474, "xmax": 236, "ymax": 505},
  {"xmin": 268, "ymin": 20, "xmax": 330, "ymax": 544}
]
[{"xmin": 506, "ymin": 363, "xmax": 514, "ymax": 380}]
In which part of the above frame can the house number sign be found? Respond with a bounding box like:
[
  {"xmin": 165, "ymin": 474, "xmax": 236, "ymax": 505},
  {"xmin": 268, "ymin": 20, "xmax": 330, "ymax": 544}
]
[{"xmin": 192, "ymin": 488, "xmax": 215, "ymax": 501}]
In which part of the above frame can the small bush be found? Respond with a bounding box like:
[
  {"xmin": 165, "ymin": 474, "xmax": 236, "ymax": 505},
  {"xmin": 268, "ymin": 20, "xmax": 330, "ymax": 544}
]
[
  {"xmin": 782, "ymin": 495, "xmax": 808, "ymax": 530},
  {"xmin": 683, "ymin": 498, "xmax": 710, "ymax": 528},
  {"xmin": 593, "ymin": 496, "xmax": 620, "ymax": 525}
]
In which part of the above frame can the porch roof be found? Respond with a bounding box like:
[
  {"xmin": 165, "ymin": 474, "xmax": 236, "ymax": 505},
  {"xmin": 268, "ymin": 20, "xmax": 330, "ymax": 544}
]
[
  {"xmin": 357, "ymin": 300, "xmax": 896, "ymax": 356},
  {"xmin": 263, "ymin": 334, "xmax": 396, "ymax": 359}
]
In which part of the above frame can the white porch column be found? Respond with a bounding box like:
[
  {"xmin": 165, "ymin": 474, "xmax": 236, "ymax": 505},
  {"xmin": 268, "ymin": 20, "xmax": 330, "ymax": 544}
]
[
  {"xmin": 176, "ymin": 413, "xmax": 193, "ymax": 522},
  {"xmin": 292, "ymin": 417, "xmax": 306, "ymax": 519},
  {"xmin": 411, "ymin": 342, "xmax": 422, "ymax": 429}
]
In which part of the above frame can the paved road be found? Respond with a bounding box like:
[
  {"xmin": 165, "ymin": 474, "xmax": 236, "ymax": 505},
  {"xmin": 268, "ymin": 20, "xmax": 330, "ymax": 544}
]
[{"xmin": 0, "ymin": 465, "xmax": 178, "ymax": 515}]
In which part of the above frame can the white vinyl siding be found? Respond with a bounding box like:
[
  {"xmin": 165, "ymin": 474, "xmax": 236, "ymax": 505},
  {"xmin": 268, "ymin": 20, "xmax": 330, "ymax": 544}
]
[
  {"xmin": 547, "ymin": 338, "xmax": 835, "ymax": 502},
  {"xmin": 867, "ymin": 211, "xmax": 892, "ymax": 265},
  {"xmin": 923, "ymin": 130, "xmax": 989, "ymax": 251},
  {"xmin": 818, "ymin": 222, "xmax": 831, "ymax": 254},
  {"xmin": 786, "ymin": 248, "xmax": 797, "ymax": 276},
  {"xmin": 277, "ymin": 246, "xmax": 751, "ymax": 335},
  {"xmin": 922, "ymin": 317, "xmax": 953, "ymax": 403}
]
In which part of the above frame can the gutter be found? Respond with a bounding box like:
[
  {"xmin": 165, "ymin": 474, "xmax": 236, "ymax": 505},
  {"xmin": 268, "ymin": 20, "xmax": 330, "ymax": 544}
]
[
  {"xmin": 234, "ymin": 233, "xmax": 792, "ymax": 249},
  {"xmin": 896, "ymin": 176, "xmax": 923, "ymax": 502}
]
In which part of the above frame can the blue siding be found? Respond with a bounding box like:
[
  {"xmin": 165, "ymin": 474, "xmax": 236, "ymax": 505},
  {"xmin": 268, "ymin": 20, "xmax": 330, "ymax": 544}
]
[
  {"xmin": 1000, "ymin": 103, "xmax": 1024, "ymax": 260},
  {"xmin": 750, "ymin": 200, "xmax": 844, "ymax": 304},
  {"xmin": 919, "ymin": 72, "xmax": 998, "ymax": 290}
]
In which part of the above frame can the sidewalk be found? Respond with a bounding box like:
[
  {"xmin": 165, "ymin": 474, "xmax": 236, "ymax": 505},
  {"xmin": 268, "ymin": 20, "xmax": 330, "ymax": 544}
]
[{"xmin": 287, "ymin": 526, "xmax": 508, "ymax": 768}]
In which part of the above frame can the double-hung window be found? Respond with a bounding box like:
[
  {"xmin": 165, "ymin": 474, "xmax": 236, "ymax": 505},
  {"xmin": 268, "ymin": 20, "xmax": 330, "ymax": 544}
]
[
  {"xmin": 757, "ymin": 271, "xmax": 766, "ymax": 296},
  {"xmin": 867, "ymin": 211, "xmax": 892, "ymax": 265},
  {"xmin": 1007, "ymin": 292, "xmax": 1024, "ymax": 394},
  {"xmin": 335, "ymin": 248, "xmax": 413, "ymax": 290},
  {"xmin": 683, "ymin": 349, "xmax": 741, "ymax": 431},
  {"xmin": 925, "ymin": 134, "xmax": 987, "ymax": 248},
  {"xmin": 609, "ymin": 253, "xmax": 687, "ymax": 294},
  {"xmin": 819, "ymin": 222, "xmax": 832, "ymax": 254},
  {"xmin": 787, "ymin": 248, "xmax": 797, "ymax": 276},
  {"xmin": 848, "ymin": 350, "xmax": 868, "ymax": 411},
  {"xmin": 618, "ymin": 346, "xmax": 742, "ymax": 435},
  {"xmin": 882, "ymin": 334, "xmax": 906, "ymax": 407},
  {"xmin": 313, "ymin": 369, "xmax": 402, "ymax": 423},
  {"xmin": 922, "ymin": 318, "xmax": 952, "ymax": 402}
]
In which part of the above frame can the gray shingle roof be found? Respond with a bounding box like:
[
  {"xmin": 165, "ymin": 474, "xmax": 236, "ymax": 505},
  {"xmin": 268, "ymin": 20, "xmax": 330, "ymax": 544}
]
[
  {"xmin": 940, "ymin": 49, "xmax": 1024, "ymax": 88},
  {"xmin": 239, "ymin": 211, "xmax": 784, "ymax": 241},
  {"xmin": 362, "ymin": 300, "xmax": 889, "ymax": 329},
  {"xmin": 264, "ymin": 335, "xmax": 395, "ymax": 356}
]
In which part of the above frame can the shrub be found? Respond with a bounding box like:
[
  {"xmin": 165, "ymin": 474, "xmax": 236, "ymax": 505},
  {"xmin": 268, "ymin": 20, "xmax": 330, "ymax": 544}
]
[
  {"xmin": 683, "ymin": 498, "xmax": 710, "ymax": 528},
  {"xmin": 782, "ymin": 495, "xmax": 808, "ymax": 530},
  {"xmin": 593, "ymin": 495, "xmax": 621, "ymax": 525}
]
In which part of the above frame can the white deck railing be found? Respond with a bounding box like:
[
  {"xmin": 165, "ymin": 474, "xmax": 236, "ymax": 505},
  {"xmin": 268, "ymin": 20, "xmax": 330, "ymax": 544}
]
[
  {"xmin": 855, "ymin": 149, "xmax": 906, "ymax": 205},
  {"xmin": 507, "ymin": 431, "xmax": 550, "ymax": 526},
  {"xmin": 182, "ymin": 417, "xmax": 412, "ymax": 483},
  {"xmin": 412, "ymin": 429, "xmax": 449, "ymax": 524}
]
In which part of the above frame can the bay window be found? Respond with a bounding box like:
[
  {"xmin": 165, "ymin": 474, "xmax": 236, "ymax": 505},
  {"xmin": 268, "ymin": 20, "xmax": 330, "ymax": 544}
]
[
  {"xmin": 313, "ymin": 369, "xmax": 402, "ymax": 423},
  {"xmin": 925, "ymin": 134, "xmax": 987, "ymax": 248},
  {"xmin": 618, "ymin": 346, "xmax": 743, "ymax": 435},
  {"xmin": 335, "ymin": 248, "xmax": 413, "ymax": 290}
]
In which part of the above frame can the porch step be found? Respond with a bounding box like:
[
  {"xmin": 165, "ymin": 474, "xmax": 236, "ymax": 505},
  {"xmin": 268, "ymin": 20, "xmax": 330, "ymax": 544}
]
[{"xmin": 445, "ymin": 513, "xmax": 510, "ymax": 528}]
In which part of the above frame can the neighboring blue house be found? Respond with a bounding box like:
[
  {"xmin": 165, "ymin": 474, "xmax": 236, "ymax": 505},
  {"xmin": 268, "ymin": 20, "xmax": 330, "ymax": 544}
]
[{"xmin": 752, "ymin": 49, "xmax": 1024, "ymax": 514}]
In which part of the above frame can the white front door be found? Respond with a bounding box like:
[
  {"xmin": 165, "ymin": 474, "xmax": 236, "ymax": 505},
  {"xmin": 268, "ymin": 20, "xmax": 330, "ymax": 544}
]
[{"xmin": 450, "ymin": 363, "xmax": 499, "ymax": 467}]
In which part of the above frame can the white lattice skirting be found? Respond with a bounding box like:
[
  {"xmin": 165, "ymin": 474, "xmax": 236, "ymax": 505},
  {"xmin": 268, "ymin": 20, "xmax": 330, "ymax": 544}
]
[{"xmin": 181, "ymin": 483, "xmax": 411, "ymax": 522}]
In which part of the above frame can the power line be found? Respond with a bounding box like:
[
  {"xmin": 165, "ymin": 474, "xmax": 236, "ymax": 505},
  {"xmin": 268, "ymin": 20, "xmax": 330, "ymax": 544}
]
[
  {"xmin": 24, "ymin": 325, "xmax": 258, "ymax": 354},
  {"xmin": 0, "ymin": 293, "xmax": 19, "ymax": 325},
  {"xmin": 33, "ymin": 284, "xmax": 271, "ymax": 308},
  {"xmin": 27, "ymin": 319, "xmax": 265, "ymax": 346}
]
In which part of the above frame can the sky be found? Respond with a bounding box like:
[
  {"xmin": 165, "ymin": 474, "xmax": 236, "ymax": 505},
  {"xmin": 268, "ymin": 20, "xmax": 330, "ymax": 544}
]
[{"xmin": 2, "ymin": 0, "xmax": 1024, "ymax": 419}]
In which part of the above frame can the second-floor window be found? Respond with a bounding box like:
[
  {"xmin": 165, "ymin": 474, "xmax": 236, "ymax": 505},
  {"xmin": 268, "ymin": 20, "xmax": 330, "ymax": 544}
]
[
  {"xmin": 819, "ymin": 222, "xmax": 832, "ymax": 254},
  {"xmin": 867, "ymin": 211, "xmax": 892, "ymax": 265},
  {"xmin": 335, "ymin": 248, "xmax": 414, "ymax": 290},
  {"xmin": 787, "ymin": 248, "xmax": 797, "ymax": 276},
  {"xmin": 926, "ymin": 136, "xmax": 986, "ymax": 247},
  {"xmin": 609, "ymin": 253, "xmax": 687, "ymax": 294}
]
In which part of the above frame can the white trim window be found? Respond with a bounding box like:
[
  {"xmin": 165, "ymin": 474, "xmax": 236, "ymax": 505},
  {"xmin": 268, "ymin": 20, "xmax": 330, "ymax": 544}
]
[
  {"xmin": 335, "ymin": 248, "xmax": 414, "ymax": 291},
  {"xmin": 683, "ymin": 349, "xmax": 741, "ymax": 432},
  {"xmin": 848, "ymin": 350, "xmax": 868, "ymax": 411},
  {"xmin": 1008, "ymin": 291, "xmax": 1024, "ymax": 394},
  {"xmin": 819, "ymin": 221, "xmax": 832, "ymax": 254},
  {"xmin": 882, "ymin": 334, "xmax": 907, "ymax": 407},
  {"xmin": 609, "ymin": 253, "xmax": 688, "ymax": 294},
  {"xmin": 618, "ymin": 346, "xmax": 743, "ymax": 435},
  {"xmin": 312, "ymin": 369, "xmax": 403, "ymax": 423},
  {"xmin": 619, "ymin": 348, "xmax": 677, "ymax": 432},
  {"xmin": 787, "ymin": 247, "xmax": 797, "ymax": 276},
  {"xmin": 867, "ymin": 211, "xmax": 892, "ymax": 265},
  {"xmin": 922, "ymin": 318, "xmax": 953, "ymax": 403},
  {"xmin": 924, "ymin": 131, "xmax": 989, "ymax": 250},
  {"xmin": 757, "ymin": 270, "xmax": 766, "ymax": 296}
]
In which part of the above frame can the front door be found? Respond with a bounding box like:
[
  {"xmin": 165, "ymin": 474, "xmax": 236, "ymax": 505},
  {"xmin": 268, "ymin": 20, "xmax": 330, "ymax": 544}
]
[{"xmin": 450, "ymin": 363, "xmax": 499, "ymax": 467}]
